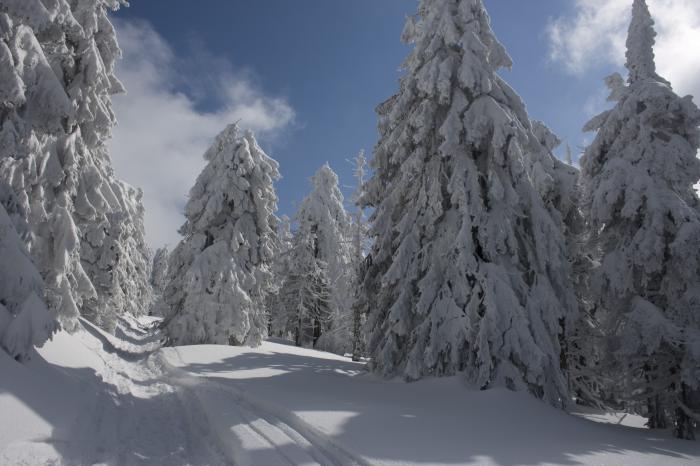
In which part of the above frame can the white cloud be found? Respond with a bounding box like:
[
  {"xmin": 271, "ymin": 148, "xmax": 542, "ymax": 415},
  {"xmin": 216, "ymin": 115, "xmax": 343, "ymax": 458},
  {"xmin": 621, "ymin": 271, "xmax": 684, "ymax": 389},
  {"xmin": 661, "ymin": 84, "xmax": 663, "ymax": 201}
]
[
  {"xmin": 548, "ymin": 0, "xmax": 700, "ymax": 99},
  {"xmin": 108, "ymin": 20, "xmax": 295, "ymax": 249}
]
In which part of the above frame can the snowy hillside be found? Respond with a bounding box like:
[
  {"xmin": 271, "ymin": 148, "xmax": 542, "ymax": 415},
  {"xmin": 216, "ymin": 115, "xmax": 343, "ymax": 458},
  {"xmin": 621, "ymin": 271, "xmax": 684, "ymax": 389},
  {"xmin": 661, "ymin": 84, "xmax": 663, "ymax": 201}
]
[{"xmin": 2, "ymin": 321, "xmax": 699, "ymax": 466}]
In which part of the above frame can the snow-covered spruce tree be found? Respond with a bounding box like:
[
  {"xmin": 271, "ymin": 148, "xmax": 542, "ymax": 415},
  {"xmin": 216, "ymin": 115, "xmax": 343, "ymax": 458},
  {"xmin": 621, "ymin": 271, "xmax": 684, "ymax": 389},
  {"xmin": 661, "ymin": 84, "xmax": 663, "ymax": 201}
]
[
  {"xmin": 564, "ymin": 144, "xmax": 574, "ymax": 166},
  {"xmin": 530, "ymin": 121, "xmax": 601, "ymax": 405},
  {"xmin": 360, "ymin": 0, "xmax": 576, "ymax": 406},
  {"xmin": 276, "ymin": 228, "xmax": 333, "ymax": 347},
  {"xmin": 0, "ymin": 2, "xmax": 96, "ymax": 331},
  {"xmin": 151, "ymin": 246, "xmax": 170, "ymax": 295},
  {"xmin": 0, "ymin": 0, "xmax": 152, "ymax": 332},
  {"xmin": 268, "ymin": 215, "xmax": 293, "ymax": 337},
  {"xmin": 148, "ymin": 245, "xmax": 170, "ymax": 317},
  {"xmin": 580, "ymin": 0, "xmax": 700, "ymax": 439},
  {"xmin": 0, "ymin": 183, "xmax": 58, "ymax": 362},
  {"xmin": 81, "ymin": 181, "xmax": 153, "ymax": 331},
  {"xmin": 529, "ymin": 121, "xmax": 579, "ymax": 229},
  {"xmin": 163, "ymin": 125, "xmax": 280, "ymax": 346},
  {"xmin": 350, "ymin": 150, "xmax": 369, "ymax": 361},
  {"xmin": 296, "ymin": 164, "xmax": 353, "ymax": 354},
  {"xmin": 64, "ymin": 0, "xmax": 152, "ymax": 330}
]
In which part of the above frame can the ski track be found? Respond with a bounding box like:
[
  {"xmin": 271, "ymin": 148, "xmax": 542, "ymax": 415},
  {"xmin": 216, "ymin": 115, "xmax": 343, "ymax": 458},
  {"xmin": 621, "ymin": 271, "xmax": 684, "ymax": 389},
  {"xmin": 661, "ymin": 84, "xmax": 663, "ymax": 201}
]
[
  {"xmin": 163, "ymin": 347, "xmax": 368, "ymax": 466},
  {"xmin": 46, "ymin": 319, "xmax": 364, "ymax": 466}
]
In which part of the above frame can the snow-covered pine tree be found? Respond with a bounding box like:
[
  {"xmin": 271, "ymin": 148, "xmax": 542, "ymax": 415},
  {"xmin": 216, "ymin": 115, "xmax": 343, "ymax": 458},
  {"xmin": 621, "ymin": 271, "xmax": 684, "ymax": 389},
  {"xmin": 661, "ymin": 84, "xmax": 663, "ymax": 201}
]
[
  {"xmin": 0, "ymin": 0, "xmax": 152, "ymax": 332},
  {"xmin": 64, "ymin": 0, "xmax": 152, "ymax": 330},
  {"xmin": 151, "ymin": 246, "xmax": 170, "ymax": 295},
  {"xmin": 296, "ymin": 164, "xmax": 353, "ymax": 354},
  {"xmin": 0, "ymin": 182, "xmax": 58, "ymax": 362},
  {"xmin": 268, "ymin": 215, "xmax": 293, "ymax": 337},
  {"xmin": 564, "ymin": 144, "xmax": 574, "ymax": 166},
  {"xmin": 350, "ymin": 150, "xmax": 368, "ymax": 361},
  {"xmin": 0, "ymin": 1, "xmax": 96, "ymax": 331},
  {"xmin": 148, "ymin": 245, "xmax": 169, "ymax": 317},
  {"xmin": 276, "ymin": 228, "xmax": 333, "ymax": 347},
  {"xmin": 580, "ymin": 0, "xmax": 700, "ymax": 439},
  {"xmin": 163, "ymin": 125, "xmax": 280, "ymax": 346},
  {"xmin": 530, "ymin": 121, "xmax": 601, "ymax": 405},
  {"xmin": 529, "ymin": 121, "xmax": 580, "ymax": 234},
  {"xmin": 360, "ymin": 0, "xmax": 576, "ymax": 406}
]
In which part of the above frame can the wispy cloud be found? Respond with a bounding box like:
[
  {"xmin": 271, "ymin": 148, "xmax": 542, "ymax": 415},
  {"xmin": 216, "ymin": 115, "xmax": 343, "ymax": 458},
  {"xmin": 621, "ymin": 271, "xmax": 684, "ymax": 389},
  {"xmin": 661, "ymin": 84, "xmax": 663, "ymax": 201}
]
[
  {"xmin": 108, "ymin": 19, "xmax": 295, "ymax": 249},
  {"xmin": 547, "ymin": 0, "xmax": 700, "ymax": 100}
]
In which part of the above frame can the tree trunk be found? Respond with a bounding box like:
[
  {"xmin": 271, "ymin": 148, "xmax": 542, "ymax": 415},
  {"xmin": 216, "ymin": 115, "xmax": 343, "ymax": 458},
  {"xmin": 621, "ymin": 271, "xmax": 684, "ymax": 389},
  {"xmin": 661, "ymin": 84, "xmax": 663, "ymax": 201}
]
[
  {"xmin": 351, "ymin": 304, "xmax": 362, "ymax": 362},
  {"xmin": 313, "ymin": 318, "xmax": 322, "ymax": 347},
  {"xmin": 647, "ymin": 395, "xmax": 668, "ymax": 429},
  {"xmin": 674, "ymin": 384, "xmax": 696, "ymax": 440},
  {"xmin": 295, "ymin": 306, "xmax": 303, "ymax": 347}
]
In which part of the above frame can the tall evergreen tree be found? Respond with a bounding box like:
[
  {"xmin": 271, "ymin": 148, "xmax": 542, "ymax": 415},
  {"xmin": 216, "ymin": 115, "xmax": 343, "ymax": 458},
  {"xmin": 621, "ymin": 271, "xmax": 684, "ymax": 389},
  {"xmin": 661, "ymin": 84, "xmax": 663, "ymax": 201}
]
[
  {"xmin": 267, "ymin": 215, "xmax": 293, "ymax": 336},
  {"xmin": 0, "ymin": 0, "xmax": 152, "ymax": 332},
  {"xmin": 0, "ymin": 1, "xmax": 95, "ymax": 331},
  {"xmin": 580, "ymin": 0, "xmax": 700, "ymax": 439},
  {"xmin": 360, "ymin": 0, "xmax": 576, "ymax": 406},
  {"xmin": 296, "ymin": 164, "xmax": 353, "ymax": 354},
  {"xmin": 351, "ymin": 150, "xmax": 368, "ymax": 361},
  {"xmin": 66, "ymin": 0, "xmax": 152, "ymax": 331},
  {"xmin": 163, "ymin": 125, "xmax": 279, "ymax": 346},
  {"xmin": 276, "ymin": 229, "xmax": 333, "ymax": 347},
  {"xmin": 151, "ymin": 246, "xmax": 170, "ymax": 295}
]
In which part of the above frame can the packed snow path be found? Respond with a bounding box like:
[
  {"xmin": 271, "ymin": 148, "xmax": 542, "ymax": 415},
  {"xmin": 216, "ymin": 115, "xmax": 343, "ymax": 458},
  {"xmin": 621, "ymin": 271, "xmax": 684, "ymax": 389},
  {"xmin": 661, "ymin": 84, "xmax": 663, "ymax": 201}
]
[
  {"xmin": 0, "ymin": 318, "xmax": 362, "ymax": 466},
  {"xmin": 2, "ymin": 318, "xmax": 700, "ymax": 465}
]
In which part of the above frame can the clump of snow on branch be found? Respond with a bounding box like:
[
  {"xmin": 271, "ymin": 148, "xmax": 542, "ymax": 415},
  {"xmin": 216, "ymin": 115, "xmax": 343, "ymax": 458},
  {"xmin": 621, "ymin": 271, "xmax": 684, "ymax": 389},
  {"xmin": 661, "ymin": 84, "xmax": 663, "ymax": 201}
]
[{"xmin": 0, "ymin": 185, "xmax": 58, "ymax": 362}]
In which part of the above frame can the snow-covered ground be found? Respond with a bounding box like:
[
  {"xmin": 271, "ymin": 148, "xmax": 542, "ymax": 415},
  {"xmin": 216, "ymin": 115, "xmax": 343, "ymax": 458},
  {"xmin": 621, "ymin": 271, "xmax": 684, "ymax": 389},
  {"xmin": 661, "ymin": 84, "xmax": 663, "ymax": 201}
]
[{"xmin": 1, "ymin": 319, "xmax": 699, "ymax": 466}]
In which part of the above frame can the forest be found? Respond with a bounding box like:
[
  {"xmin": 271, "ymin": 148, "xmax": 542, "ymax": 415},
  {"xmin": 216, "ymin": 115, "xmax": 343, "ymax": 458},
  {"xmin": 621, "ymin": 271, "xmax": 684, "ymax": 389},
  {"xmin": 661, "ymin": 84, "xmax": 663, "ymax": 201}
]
[{"xmin": 1, "ymin": 0, "xmax": 699, "ymax": 465}]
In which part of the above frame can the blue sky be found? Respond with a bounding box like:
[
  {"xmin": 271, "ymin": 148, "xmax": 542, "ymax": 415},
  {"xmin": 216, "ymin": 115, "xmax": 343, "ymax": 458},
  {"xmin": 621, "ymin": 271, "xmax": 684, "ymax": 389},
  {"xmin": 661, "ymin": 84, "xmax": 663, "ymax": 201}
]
[{"xmin": 108, "ymin": 0, "xmax": 700, "ymax": 248}]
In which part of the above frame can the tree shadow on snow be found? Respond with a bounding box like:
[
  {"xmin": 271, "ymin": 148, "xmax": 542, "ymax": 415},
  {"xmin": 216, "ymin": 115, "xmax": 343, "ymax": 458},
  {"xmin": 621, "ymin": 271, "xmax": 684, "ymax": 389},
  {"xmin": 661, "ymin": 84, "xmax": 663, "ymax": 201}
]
[
  {"xmin": 178, "ymin": 348, "xmax": 700, "ymax": 466},
  {"xmin": 0, "ymin": 335, "xmax": 230, "ymax": 465},
  {"xmin": 3, "ymin": 335, "xmax": 700, "ymax": 466}
]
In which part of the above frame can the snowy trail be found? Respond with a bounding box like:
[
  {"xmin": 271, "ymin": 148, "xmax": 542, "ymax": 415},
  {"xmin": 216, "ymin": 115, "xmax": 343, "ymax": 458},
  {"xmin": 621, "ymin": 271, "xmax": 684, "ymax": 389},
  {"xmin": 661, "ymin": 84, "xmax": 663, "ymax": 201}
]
[
  {"xmin": 45, "ymin": 320, "xmax": 233, "ymax": 466},
  {"xmin": 5, "ymin": 318, "xmax": 363, "ymax": 466},
  {"xmin": 4, "ymin": 321, "xmax": 700, "ymax": 466},
  {"xmin": 162, "ymin": 347, "xmax": 367, "ymax": 466}
]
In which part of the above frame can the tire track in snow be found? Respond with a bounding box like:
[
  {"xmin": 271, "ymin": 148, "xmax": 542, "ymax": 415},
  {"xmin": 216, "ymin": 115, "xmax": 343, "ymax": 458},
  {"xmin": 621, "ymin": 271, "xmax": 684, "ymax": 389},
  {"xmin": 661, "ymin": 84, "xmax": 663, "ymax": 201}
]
[
  {"xmin": 49, "ymin": 318, "xmax": 367, "ymax": 465},
  {"xmin": 160, "ymin": 347, "xmax": 370, "ymax": 466},
  {"xmin": 59, "ymin": 320, "xmax": 233, "ymax": 466}
]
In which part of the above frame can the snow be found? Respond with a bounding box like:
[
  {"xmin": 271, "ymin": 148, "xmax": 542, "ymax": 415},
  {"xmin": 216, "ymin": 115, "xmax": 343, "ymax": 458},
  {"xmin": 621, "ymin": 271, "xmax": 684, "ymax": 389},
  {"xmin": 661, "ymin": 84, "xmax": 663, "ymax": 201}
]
[{"xmin": 2, "ymin": 321, "xmax": 700, "ymax": 466}]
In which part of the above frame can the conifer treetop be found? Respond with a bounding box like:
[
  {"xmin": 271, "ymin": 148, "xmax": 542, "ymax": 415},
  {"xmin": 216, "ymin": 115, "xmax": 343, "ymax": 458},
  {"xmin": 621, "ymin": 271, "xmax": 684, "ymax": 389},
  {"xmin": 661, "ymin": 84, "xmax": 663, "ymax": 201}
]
[{"xmin": 625, "ymin": 0, "xmax": 661, "ymax": 84}]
